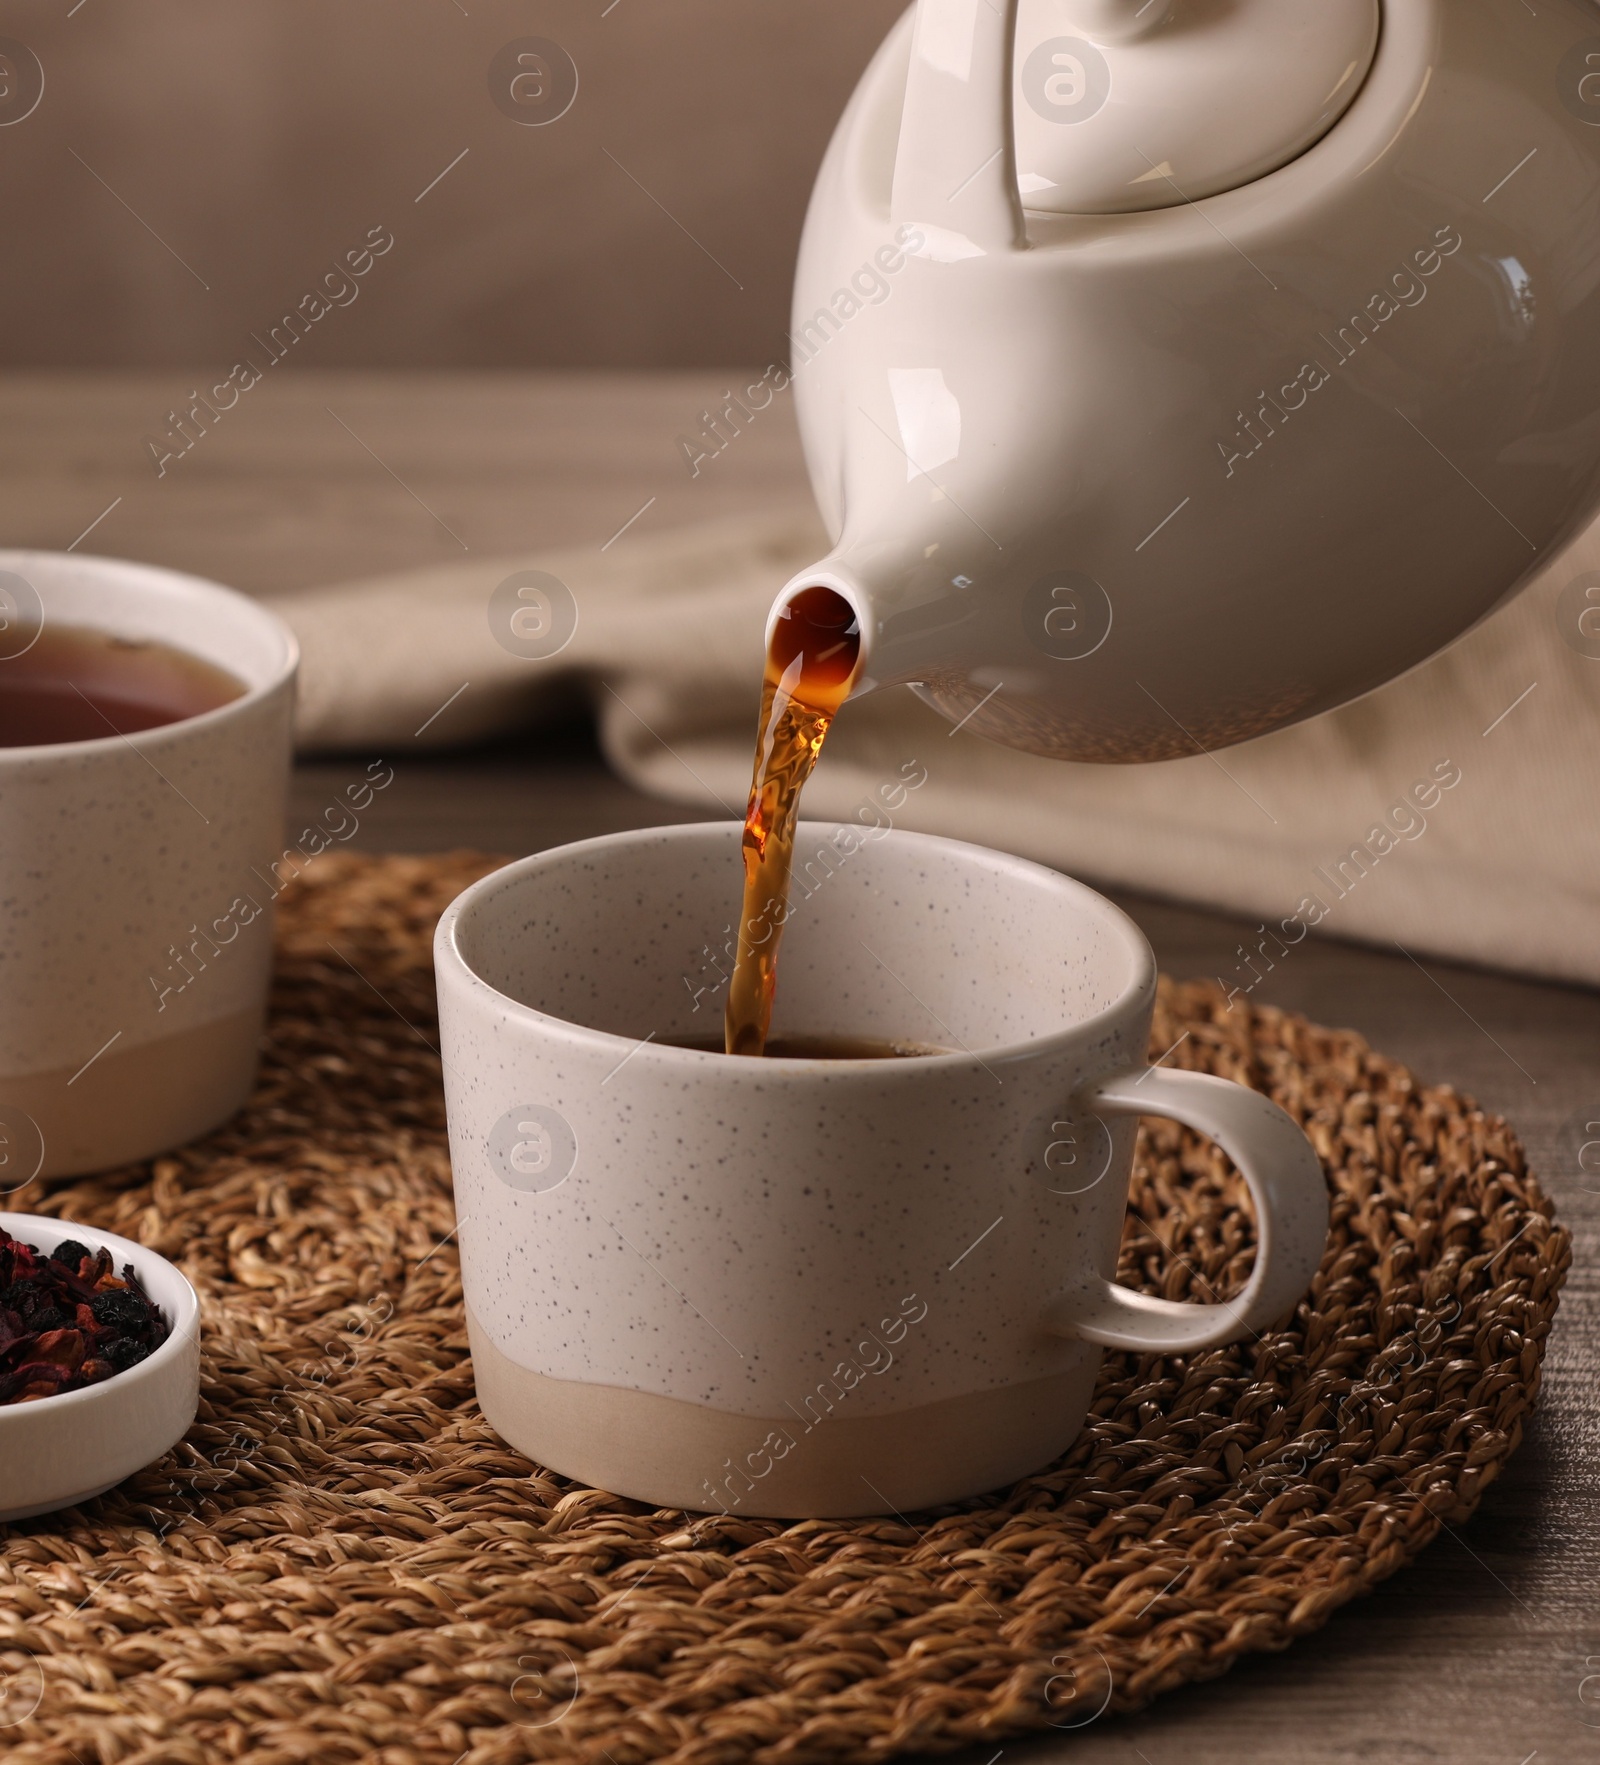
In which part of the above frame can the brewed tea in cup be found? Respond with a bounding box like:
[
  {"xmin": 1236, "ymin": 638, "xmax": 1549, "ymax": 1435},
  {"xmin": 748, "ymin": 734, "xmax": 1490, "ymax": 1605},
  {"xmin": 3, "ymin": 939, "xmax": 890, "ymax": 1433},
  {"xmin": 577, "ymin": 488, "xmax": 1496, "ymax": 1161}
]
[{"xmin": 0, "ymin": 622, "xmax": 245, "ymax": 746}]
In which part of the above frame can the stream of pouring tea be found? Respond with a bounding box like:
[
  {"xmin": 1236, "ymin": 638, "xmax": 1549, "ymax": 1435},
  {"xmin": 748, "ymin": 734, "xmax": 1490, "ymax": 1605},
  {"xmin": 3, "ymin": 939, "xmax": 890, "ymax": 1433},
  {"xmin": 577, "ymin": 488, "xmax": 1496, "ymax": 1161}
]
[{"xmin": 725, "ymin": 587, "xmax": 862, "ymax": 1057}]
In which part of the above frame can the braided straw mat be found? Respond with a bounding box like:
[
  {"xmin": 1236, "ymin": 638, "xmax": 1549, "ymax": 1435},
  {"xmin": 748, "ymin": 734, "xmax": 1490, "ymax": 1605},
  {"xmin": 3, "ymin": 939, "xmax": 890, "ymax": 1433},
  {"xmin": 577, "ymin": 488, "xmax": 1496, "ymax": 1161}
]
[{"xmin": 0, "ymin": 852, "xmax": 1571, "ymax": 1765}]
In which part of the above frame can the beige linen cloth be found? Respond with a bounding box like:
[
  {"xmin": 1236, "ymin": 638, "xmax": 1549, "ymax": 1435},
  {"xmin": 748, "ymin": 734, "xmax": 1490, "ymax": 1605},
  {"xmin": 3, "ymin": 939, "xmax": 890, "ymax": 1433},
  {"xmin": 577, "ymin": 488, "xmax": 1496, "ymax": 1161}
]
[{"xmin": 266, "ymin": 508, "xmax": 1600, "ymax": 988}]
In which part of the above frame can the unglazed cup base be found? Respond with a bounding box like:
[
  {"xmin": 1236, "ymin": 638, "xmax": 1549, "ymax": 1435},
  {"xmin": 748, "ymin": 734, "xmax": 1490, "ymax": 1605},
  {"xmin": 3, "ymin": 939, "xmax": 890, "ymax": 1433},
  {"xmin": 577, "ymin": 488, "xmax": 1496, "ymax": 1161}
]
[
  {"xmin": 0, "ymin": 1006, "xmax": 264, "ymax": 1179},
  {"xmin": 468, "ymin": 1302, "xmax": 1099, "ymax": 1517}
]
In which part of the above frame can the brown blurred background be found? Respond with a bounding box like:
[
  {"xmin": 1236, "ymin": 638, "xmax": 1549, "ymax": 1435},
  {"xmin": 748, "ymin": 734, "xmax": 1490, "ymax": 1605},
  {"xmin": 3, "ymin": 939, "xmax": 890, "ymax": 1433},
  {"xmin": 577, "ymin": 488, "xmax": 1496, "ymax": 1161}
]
[{"xmin": 0, "ymin": 0, "xmax": 905, "ymax": 369}]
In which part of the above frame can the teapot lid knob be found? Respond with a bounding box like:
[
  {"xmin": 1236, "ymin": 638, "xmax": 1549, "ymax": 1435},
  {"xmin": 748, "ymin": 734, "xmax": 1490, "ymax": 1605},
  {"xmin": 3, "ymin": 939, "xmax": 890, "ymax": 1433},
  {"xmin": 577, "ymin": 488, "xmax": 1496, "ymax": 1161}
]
[
  {"xmin": 1016, "ymin": 0, "xmax": 1381, "ymax": 214},
  {"xmin": 890, "ymin": 0, "xmax": 1383, "ymax": 247},
  {"xmin": 1057, "ymin": 0, "xmax": 1175, "ymax": 43}
]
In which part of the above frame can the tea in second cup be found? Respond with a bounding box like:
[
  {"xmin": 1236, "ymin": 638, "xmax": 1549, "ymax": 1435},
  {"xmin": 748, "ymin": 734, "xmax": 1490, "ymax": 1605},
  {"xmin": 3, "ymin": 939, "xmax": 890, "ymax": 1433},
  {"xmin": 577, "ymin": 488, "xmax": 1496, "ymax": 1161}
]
[
  {"xmin": 0, "ymin": 552, "xmax": 297, "ymax": 1180},
  {"xmin": 436, "ymin": 822, "xmax": 1329, "ymax": 1517}
]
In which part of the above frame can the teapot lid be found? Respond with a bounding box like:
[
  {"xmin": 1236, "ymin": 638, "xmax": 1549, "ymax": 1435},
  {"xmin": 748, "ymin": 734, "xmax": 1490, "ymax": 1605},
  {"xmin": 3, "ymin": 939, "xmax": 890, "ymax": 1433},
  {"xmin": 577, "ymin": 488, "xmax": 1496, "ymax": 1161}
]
[{"xmin": 1014, "ymin": 0, "xmax": 1381, "ymax": 216}]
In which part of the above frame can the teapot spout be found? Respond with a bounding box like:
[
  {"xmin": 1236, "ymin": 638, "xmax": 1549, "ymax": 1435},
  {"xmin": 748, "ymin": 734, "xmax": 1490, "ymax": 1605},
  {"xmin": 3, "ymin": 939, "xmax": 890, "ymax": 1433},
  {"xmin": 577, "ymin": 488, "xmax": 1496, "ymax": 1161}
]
[
  {"xmin": 766, "ymin": 565, "xmax": 875, "ymax": 700},
  {"xmin": 768, "ymin": 538, "xmax": 997, "ymax": 708}
]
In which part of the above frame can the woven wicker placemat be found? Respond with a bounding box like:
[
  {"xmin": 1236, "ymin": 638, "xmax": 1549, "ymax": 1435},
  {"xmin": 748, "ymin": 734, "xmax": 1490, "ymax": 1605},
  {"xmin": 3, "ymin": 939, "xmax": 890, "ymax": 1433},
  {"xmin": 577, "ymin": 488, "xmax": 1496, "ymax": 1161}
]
[{"xmin": 0, "ymin": 851, "xmax": 1571, "ymax": 1765}]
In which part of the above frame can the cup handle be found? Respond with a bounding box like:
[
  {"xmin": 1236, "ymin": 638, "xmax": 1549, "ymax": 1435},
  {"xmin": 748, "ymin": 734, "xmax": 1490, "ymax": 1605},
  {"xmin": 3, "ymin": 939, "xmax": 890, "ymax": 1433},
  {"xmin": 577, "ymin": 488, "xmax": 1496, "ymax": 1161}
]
[{"xmin": 1044, "ymin": 1066, "xmax": 1329, "ymax": 1353}]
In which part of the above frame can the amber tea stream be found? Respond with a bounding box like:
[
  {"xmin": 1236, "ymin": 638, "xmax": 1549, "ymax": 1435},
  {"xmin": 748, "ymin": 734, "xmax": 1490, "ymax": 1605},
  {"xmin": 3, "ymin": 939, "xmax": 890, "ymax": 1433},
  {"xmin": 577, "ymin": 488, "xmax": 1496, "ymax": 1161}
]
[{"xmin": 724, "ymin": 586, "xmax": 862, "ymax": 1057}]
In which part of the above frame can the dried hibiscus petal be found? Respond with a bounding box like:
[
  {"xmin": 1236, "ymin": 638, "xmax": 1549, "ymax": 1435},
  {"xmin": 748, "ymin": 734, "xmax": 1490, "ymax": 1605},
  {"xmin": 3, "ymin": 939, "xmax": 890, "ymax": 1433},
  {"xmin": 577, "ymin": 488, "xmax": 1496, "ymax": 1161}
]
[{"xmin": 0, "ymin": 1228, "xmax": 169, "ymax": 1406}]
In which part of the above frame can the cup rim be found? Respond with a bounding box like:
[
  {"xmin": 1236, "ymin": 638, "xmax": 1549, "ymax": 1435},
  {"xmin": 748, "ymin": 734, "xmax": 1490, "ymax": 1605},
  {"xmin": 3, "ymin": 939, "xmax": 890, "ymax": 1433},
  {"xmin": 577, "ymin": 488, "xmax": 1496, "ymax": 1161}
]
[
  {"xmin": 0, "ymin": 549, "xmax": 299, "ymax": 764},
  {"xmin": 435, "ymin": 820, "xmax": 1157, "ymax": 1072},
  {"xmin": 0, "ymin": 1211, "xmax": 200, "ymax": 1422}
]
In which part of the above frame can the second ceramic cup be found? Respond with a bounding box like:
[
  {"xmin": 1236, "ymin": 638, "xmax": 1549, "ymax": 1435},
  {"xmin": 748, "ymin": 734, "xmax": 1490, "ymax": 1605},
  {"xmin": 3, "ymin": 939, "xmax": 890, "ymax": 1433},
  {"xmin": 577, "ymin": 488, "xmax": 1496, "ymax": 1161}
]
[
  {"xmin": 436, "ymin": 822, "xmax": 1330, "ymax": 1517},
  {"xmin": 0, "ymin": 551, "xmax": 297, "ymax": 1180}
]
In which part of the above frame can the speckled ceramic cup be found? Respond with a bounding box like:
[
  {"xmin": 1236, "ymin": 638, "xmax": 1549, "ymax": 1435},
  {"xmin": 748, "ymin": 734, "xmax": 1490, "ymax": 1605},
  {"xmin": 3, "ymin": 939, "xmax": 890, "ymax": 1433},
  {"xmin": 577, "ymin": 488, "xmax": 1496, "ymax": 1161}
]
[
  {"xmin": 0, "ymin": 551, "xmax": 296, "ymax": 1179},
  {"xmin": 436, "ymin": 822, "xmax": 1329, "ymax": 1517}
]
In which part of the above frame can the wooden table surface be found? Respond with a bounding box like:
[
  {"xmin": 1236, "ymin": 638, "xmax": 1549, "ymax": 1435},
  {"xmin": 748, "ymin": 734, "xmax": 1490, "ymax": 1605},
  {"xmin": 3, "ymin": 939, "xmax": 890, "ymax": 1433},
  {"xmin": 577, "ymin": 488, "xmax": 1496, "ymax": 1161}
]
[{"xmin": 2, "ymin": 372, "xmax": 1594, "ymax": 1765}]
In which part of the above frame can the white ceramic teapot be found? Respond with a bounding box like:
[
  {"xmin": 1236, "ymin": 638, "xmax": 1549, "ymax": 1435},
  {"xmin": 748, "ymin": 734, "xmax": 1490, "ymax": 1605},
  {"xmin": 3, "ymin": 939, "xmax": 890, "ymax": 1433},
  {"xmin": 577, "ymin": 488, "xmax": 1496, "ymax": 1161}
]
[{"xmin": 777, "ymin": 0, "xmax": 1600, "ymax": 760}]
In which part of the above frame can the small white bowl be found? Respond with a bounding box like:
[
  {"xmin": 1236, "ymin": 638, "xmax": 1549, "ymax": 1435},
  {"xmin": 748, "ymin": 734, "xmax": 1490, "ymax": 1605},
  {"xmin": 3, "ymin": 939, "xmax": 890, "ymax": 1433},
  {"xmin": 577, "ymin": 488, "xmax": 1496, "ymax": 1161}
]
[{"xmin": 0, "ymin": 1214, "xmax": 200, "ymax": 1522}]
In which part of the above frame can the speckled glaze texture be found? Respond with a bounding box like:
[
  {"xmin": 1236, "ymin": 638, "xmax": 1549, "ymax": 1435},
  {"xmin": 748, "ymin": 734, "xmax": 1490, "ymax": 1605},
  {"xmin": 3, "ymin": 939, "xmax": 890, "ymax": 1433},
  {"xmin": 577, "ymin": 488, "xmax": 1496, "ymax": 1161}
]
[
  {"xmin": 0, "ymin": 552, "xmax": 297, "ymax": 1177},
  {"xmin": 436, "ymin": 825, "xmax": 1328, "ymax": 1501}
]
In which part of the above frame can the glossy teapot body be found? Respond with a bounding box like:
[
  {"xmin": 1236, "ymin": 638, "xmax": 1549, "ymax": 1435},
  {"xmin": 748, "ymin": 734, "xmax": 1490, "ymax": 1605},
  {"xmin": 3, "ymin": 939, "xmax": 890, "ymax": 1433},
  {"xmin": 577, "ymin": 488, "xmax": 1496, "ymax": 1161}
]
[{"xmin": 783, "ymin": 0, "xmax": 1600, "ymax": 761}]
